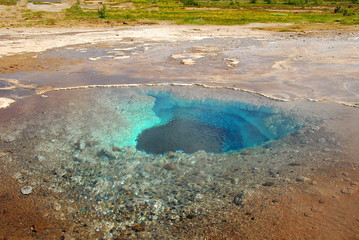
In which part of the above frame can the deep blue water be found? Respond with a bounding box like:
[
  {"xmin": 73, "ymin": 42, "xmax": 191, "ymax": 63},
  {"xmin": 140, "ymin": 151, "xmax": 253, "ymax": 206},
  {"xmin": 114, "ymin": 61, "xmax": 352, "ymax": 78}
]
[{"xmin": 136, "ymin": 92, "xmax": 299, "ymax": 154}]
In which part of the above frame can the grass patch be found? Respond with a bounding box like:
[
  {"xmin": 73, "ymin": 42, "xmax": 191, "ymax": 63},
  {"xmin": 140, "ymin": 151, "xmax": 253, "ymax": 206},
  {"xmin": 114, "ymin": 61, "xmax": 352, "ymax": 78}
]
[{"xmin": 2, "ymin": 0, "xmax": 358, "ymax": 28}]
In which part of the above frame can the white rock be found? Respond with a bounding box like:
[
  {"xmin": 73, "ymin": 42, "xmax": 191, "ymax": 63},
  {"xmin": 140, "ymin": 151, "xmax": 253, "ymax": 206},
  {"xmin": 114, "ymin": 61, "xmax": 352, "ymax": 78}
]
[
  {"xmin": 180, "ymin": 58, "xmax": 196, "ymax": 65},
  {"xmin": 21, "ymin": 186, "xmax": 33, "ymax": 195}
]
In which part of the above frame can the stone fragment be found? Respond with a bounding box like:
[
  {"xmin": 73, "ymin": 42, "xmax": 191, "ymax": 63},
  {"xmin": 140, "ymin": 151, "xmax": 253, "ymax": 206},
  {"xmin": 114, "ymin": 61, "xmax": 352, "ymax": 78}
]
[
  {"xmin": 21, "ymin": 186, "xmax": 33, "ymax": 195},
  {"xmin": 262, "ymin": 181, "xmax": 275, "ymax": 187},
  {"xmin": 131, "ymin": 223, "xmax": 145, "ymax": 232},
  {"xmin": 163, "ymin": 163, "xmax": 176, "ymax": 171},
  {"xmin": 288, "ymin": 162, "xmax": 301, "ymax": 166},
  {"xmin": 180, "ymin": 59, "xmax": 196, "ymax": 65},
  {"xmin": 340, "ymin": 188, "xmax": 350, "ymax": 194},
  {"xmin": 296, "ymin": 176, "xmax": 310, "ymax": 182},
  {"xmin": 97, "ymin": 149, "xmax": 116, "ymax": 160}
]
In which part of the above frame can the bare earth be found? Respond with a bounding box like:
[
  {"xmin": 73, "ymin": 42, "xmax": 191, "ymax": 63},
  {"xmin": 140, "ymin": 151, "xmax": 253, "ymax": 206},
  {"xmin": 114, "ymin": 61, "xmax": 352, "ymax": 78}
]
[{"xmin": 0, "ymin": 24, "xmax": 358, "ymax": 239}]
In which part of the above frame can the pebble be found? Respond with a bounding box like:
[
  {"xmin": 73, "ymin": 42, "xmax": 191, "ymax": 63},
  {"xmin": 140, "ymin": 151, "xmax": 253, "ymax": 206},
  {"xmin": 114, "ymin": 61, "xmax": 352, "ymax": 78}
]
[
  {"xmin": 340, "ymin": 188, "xmax": 350, "ymax": 194},
  {"xmin": 21, "ymin": 186, "xmax": 33, "ymax": 195},
  {"xmin": 311, "ymin": 126, "xmax": 320, "ymax": 131},
  {"xmin": 180, "ymin": 59, "xmax": 196, "ymax": 65},
  {"xmin": 350, "ymin": 181, "xmax": 358, "ymax": 186},
  {"xmin": 262, "ymin": 181, "xmax": 275, "ymax": 187},
  {"xmin": 233, "ymin": 191, "xmax": 248, "ymax": 206},
  {"xmin": 310, "ymin": 180, "xmax": 317, "ymax": 185},
  {"xmin": 241, "ymin": 150, "xmax": 252, "ymax": 155},
  {"xmin": 97, "ymin": 149, "xmax": 116, "ymax": 160},
  {"xmin": 163, "ymin": 163, "xmax": 177, "ymax": 171},
  {"xmin": 288, "ymin": 162, "xmax": 301, "ymax": 166},
  {"xmin": 131, "ymin": 223, "xmax": 145, "ymax": 232},
  {"xmin": 296, "ymin": 176, "xmax": 310, "ymax": 182}
]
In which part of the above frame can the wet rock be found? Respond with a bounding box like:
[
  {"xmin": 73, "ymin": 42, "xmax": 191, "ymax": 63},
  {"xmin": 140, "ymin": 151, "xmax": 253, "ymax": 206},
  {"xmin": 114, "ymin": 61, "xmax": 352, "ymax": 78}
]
[
  {"xmin": 262, "ymin": 181, "xmax": 275, "ymax": 187},
  {"xmin": 86, "ymin": 140, "xmax": 100, "ymax": 147},
  {"xmin": 131, "ymin": 223, "xmax": 145, "ymax": 232},
  {"xmin": 233, "ymin": 190, "xmax": 253, "ymax": 206},
  {"xmin": 163, "ymin": 163, "xmax": 177, "ymax": 171},
  {"xmin": 240, "ymin": 150, "xmax": 252, "ymax": 155},
  {"xmin": 21, "ymin": 186, "xmax": 33, "ymax": 195},
  {"xmin": 112, "ymin": 146, "xmax": 122, "ymax": 152},
  {"xmin": 97, "ymin": 149, "xmax": 116, "ymax": 160},
  {"xmin": 194, "ymin": 193, "xmax": 204, "ymax": 201},
  {"xmin": 296, "ymin": 176, "xmax": 310, "ymax": 182},
  {"xmin": 36, "ymin": 155, "xmax": 45, "ymax": 162},
  {"xmin": 310, "ymin": 126, "xmax": 320, "ymax": 131},
  {"xmin": 269, "ymin": 170, "xmax": 279, "ymax": 178},
  {"xmin": 75, "ymin": 140, "xmax": 86, "ymax": 150}
]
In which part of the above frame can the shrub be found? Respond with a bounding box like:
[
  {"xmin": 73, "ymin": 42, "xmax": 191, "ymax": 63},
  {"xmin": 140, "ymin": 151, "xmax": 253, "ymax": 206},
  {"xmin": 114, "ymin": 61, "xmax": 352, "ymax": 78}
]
[
  {"xmin": 286, "ymin": 0, "xmax": 303, "ymax": 5},
  {"xmin": 334, "ymin": 6, "xmax": 344, "ymax": 13},
  {"xmin": 66, "ymin": 0, "xmax": 84, "ymax": 16},
  {"xmin": 180, "ymin": 0, "xmax": 199, "ymax": 7},
  {"xmin": 342, "ymin": 9, "xmax": 355, "ymax": 16},
  {"xmin": 97, "ymin": 5, "xmax": 107, "ymax": 18}
]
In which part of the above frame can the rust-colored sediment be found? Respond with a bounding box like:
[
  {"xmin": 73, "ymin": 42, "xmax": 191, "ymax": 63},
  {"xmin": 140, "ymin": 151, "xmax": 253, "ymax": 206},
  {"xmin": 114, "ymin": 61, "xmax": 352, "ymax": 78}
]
[{"xmin": 0, "ymin": 173, "xmax": 67, "ymax": 239}]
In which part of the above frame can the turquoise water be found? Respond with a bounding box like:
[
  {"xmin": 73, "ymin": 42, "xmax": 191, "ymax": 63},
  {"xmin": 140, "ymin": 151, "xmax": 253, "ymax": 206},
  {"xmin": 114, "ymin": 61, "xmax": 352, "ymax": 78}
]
[{"xmin": 135, "ymin": 92, "xmax": 300, "ymax": 154}]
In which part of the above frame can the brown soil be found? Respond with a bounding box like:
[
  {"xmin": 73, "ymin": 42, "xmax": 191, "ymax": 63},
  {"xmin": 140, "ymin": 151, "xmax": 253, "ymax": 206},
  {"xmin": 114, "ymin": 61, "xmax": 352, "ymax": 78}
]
[
  {"xmin": 0, "ymin": 172, "xmax": 67, "ymax": 240},
  {"xmin": 0, "ymin": 52, "xmax": 81, "ymax": 75}
]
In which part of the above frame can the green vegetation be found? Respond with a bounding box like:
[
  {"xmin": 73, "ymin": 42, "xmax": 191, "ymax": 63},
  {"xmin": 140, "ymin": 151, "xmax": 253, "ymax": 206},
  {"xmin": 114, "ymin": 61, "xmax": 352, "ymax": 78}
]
[
  {"xmin": 61, "ymin": 0, "xmax": 359, "ymax": 25},
  {"xmin": 0, "ymin": 0, "xmax": 18, "ymax": 6},
  {"xmin": 1, "ymin": 0, "xmax": 356, "ymax": 28},
  {"xmin": 97, "ymin": 5, "xmax": 107, "ymax": 18}
]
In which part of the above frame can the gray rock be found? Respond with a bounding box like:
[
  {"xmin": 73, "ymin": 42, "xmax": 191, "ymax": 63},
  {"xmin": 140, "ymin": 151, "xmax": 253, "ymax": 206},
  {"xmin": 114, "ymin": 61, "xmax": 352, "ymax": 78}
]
[
  {"xmin": 296, "ymin": 176, "xmax": 310, "ymax": 182},
  {"xmin": 233, "ymin": 190, "xmax": 253, "ymax": 206},
  {"xmin": 21, "ymin": 186, "xmax": 33, "ymax": 195},
  {"xmin": 340, "ymin": 188, "xmax": 350, "ymax": 194}
]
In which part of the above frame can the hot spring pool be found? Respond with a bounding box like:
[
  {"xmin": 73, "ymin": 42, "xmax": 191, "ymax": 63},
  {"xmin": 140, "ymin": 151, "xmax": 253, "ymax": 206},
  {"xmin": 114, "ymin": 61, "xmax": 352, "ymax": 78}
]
[{"xmin": 131, "ymin": 91, "xmax": 300, "ymax": 154}]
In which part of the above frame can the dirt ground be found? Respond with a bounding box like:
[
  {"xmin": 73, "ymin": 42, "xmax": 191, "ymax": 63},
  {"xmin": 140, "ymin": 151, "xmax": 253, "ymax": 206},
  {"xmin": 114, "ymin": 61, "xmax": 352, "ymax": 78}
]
[{"xmin": 0, "ymin": 23, "xmax": 358, "ymax": 239}]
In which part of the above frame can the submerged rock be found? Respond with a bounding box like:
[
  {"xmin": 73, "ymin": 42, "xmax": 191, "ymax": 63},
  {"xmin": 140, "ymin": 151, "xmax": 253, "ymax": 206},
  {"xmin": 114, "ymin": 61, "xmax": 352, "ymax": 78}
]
[
  {"xmin": 233, "ymin": 190, "xmax": 253, "ymax": 206},
  {"xmin": 97, "ymin": 149, "xmax": 117, "ymax": 160}
]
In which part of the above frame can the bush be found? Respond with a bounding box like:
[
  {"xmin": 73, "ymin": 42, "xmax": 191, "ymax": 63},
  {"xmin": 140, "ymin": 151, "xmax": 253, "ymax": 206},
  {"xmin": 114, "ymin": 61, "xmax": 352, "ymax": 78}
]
[
  {"xmin": 342, "ymin": 9, "xmax": 355, "ymax": 16},
  {"xmin": 97, "ymin": 5, "xmax": 107, "ymax": 18},
  {"xmin": 66, "ymin": 0, "xmax": 84, "ymax": 16},
  {"xmin": 286, "ymin": 0, "xmax": 304, "ymax": 5},
  {"xmin": 334, "ymin": 6, "xmax": 344, "ymax": 13},
  {"xmin": 180, "ymin": 0, "xmax": 199, "ymax": 7}
]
